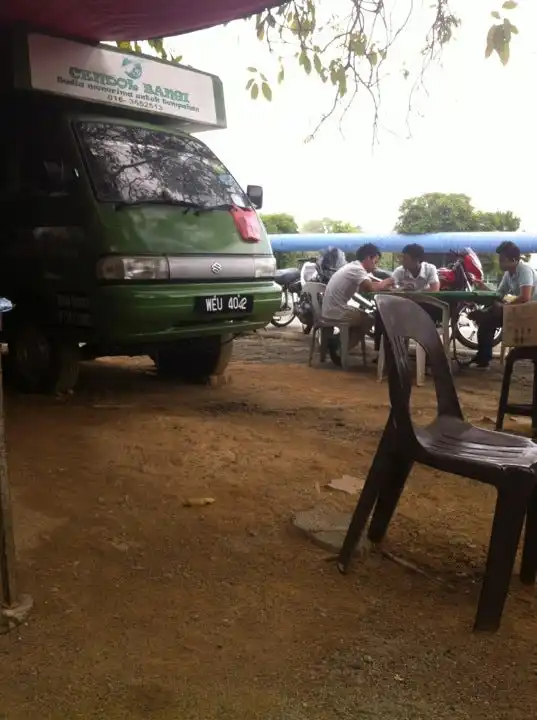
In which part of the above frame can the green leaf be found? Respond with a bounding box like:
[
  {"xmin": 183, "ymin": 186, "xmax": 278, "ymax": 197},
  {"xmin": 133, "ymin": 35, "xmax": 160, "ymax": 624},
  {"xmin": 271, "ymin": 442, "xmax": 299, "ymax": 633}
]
[
  {"xmin": 491, "ymin": 10, "xmax": 501, "ymax": 18},
  {"xmin": 510, "ymin": 24, "xmax": 519, "ymax": 34},
  {"xmin": 502, "ymin": 0, "xmax": 517, "ymax": 8},
  {"xmin": 117, "ymin": 41, "xmax": 133, "ymax": 51},
  {"xmin": 251, "ymin": 83, "xmax": 259, "ymax": 100},
  {"xmin": 261, "ymin": 82, "xmax": 273, "ymax": 101},
  {"xmin": 148, "ymin": 38, "xmax": 166, "ymax": 60},
  {"xmin": 349, "ymin": 34, "xmax": 366, "ymax": 56},
  {"xmin": 267, "ymin": 14, "xmax": 276, "ymax": 28},
  {"xmin": 278, "ymin": 66, "xmax": 285, "ymax": 84},
  {"xmin": 299, "ymin": 50, "xmax": 312, "ymax": 74},
  {"xmin": 246, "ymin": 78, "xmax": 255, "ymax": 90},
  {"xmin": 256, "ymin": 24, "xmax": 265, "ymax": 41},
  {"xmin": 367, "ymin": 51, "xmax": 378, "ymax": 66},
  {"xmin": 486, "ymin": 23, "xmax": 511, "ymax": 64},
  {"xmin": 498, "ymin": 40, "xmax": 510, "ymax": 64},
  {"xmin": 485, "ymin": 25, "xmax": 497, "ymax": 58},
  {"xmin": 313, "ymin": 53, "xmax": 323, "ymax": 76},
  {"xmin": 247, "ymin": 67, "xmax": 258, "ymax": 73}
]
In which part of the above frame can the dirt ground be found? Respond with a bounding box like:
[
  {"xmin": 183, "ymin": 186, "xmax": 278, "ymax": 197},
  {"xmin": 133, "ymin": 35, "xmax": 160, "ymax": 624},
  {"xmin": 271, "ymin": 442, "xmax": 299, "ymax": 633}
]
[{"xmin": 1, "ymin": 330, "xmax": 537, "ymax": 720}]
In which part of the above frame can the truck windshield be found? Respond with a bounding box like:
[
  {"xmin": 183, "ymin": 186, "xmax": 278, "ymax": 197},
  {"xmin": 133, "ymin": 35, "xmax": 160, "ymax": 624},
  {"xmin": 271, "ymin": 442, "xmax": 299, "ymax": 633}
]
[{"xmin": 75, "ymin": 121, "xmax": 250, "ymax": 209}]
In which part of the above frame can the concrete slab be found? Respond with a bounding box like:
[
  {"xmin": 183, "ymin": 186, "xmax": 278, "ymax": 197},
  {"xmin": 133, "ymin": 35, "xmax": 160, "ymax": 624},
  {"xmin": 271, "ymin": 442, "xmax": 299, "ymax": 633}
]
[{"xmin": 292, "ymin": 504, "xmax": 372, "ymax": 555}]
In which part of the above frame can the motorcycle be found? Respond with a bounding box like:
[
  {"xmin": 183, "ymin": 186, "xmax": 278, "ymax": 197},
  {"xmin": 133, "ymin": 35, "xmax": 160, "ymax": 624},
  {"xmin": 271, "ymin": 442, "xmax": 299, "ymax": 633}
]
[
  {"xmin": 271, "ymin": 248, "xmax": 348, "ymax": 333},
  {"xmin": 271, "ymin": 266, "xmax": 303, "ymax": 328},
  {"xmin": 438, "ymin": 248, "xmax": 502, "ymax": 351}
]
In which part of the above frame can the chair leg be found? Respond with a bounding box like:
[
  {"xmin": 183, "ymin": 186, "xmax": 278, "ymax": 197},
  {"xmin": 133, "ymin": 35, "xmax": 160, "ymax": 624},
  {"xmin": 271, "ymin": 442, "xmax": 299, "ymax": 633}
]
[
  {"xmin": 377, "ymin": 336, "xmax": 385, "ymax": 383},
  {"xmin": 416, "ymin": 343, "xmax": 426, "ymax": 386},
  {"xmin": 309, "ymin": 328, "xmax": 317, "ymax": 367},
  {"xmin": 367, "ymin": 456, "xmax": 414, "ymax": 544},
  {"xmin": 361, "ymin": 335, "xmax": 367, "ymax": 367},
  {"xmin": 495, "ymin": 351, "xmax": 515, "ymax": 431},
  {"xmin": 520, "ymin": 487, "xmax": 537, "ymax": 585},
  {"xmin": 532, "ymin": 361, "xmax": 537, "ymax": 437},
  {"xmin": 474, "ymin": 487, "xmax": 529, "ymax": 632},
  {"xmin": 340, "ymin": 328, "xmax": 350, "ymax": 371},
  {"xmin": 441, "ymin": 308, "xmax": 450, "ymax": 358},
  {"xmin": 337, "ymin": 420, "xmax": 396, "ymax": 572},
  {"xmin": 319, "ymin": 327, "xmax": 331, "ymax": 363}
]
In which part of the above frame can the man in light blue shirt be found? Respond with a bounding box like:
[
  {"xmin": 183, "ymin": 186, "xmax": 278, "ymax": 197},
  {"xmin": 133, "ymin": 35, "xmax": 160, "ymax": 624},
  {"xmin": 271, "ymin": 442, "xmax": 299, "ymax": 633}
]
[
  {"xmin": 471, "ymin": 241, "xmax": 537, "ymax": 367},
  {"xmin": 496, "ymin": 254, "xmax": 537, "ymax": 300}
]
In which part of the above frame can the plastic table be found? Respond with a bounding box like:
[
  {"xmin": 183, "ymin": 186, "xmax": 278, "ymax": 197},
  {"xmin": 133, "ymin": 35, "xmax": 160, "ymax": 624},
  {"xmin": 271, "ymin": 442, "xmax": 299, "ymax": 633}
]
[{"xmin": 370, "ymin": 289, "xmax": 500, "ymax": 367}]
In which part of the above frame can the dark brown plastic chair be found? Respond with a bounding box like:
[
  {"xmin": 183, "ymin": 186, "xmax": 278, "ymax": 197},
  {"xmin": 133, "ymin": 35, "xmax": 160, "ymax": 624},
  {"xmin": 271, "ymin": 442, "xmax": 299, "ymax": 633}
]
[
  {"xmin": 496, "ymin": 346, "xmax": 537, "ymax": 437},
  {"xmin": 337, "ymin": 294, "xmax": 537, "ymax": 632}
]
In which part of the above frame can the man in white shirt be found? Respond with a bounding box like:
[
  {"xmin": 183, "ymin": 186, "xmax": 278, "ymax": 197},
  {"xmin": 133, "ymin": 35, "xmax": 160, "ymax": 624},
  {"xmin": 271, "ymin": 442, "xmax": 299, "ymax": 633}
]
[
  {"xmin": 322, "ymin": 243, "xmax": 394, "ymax": 349},
  {"xmin": 392, "ymin": 243, "xmax": 440, "ymax": 292},
  {"xmin": 374, "ymin": 243, "xmax": 440, "ymax": 352}
]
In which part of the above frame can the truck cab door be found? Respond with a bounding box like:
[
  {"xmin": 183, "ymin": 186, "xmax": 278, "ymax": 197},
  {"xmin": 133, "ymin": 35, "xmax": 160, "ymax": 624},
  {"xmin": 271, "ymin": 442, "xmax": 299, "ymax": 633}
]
[{"xmin": 9, "ymin": 127, "xmax": 86, "ymax": 295}]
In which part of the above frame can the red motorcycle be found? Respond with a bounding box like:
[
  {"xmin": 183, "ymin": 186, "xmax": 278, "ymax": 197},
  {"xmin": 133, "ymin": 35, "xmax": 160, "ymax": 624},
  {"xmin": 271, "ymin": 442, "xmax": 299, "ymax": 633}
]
[{"xmin": 438, "ymin": 248, "xmax": 501, "ymax": 350}]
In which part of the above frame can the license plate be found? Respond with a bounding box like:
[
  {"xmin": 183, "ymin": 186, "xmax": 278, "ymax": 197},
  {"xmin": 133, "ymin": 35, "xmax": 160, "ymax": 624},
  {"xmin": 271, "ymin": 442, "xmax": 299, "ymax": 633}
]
[{"xmin": 194, "ymin": 294, "xmax": 254, "ymax": 315}]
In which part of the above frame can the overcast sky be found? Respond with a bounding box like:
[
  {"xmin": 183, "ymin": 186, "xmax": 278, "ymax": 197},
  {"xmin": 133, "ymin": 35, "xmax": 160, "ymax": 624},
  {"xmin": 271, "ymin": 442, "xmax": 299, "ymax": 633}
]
[{"xmin": 165, "ymin": 0, "xmax": 536, "ymax": 232}]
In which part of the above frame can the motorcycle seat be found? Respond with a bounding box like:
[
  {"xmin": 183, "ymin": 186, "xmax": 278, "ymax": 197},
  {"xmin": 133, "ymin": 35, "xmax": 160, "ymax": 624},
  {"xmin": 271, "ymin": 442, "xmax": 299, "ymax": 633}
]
[{"xmin": 274, "ymin": 268, "xmax": 300, "ymax": 287}]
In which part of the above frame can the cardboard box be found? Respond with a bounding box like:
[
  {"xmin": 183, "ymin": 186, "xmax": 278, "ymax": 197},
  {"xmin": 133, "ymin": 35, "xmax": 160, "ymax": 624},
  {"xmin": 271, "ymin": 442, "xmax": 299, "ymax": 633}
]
[{"xmin": 503, "ymin": 302, "xmax": 537, "ymax": 347}]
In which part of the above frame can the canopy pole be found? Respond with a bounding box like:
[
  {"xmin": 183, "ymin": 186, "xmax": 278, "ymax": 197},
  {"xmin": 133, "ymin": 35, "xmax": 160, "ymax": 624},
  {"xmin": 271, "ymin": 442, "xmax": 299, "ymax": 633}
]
[
  {"xmin": 0, "ymin": 314, "xmax": 32, "ymax": 631},
  {"xmin": 0, "ymin": 354, "xmax": 17, "ymax": 606}
]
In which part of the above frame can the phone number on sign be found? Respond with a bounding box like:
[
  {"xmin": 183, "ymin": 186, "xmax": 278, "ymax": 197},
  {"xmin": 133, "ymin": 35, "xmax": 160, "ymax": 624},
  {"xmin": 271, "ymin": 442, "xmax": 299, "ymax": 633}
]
[
  {"xmin": 130, "ymin": 98, "xmax": 162, "ymax": 112},
  {"xmin": 106, "ymin": 94, "xmax": 162, "ymax": 111}
]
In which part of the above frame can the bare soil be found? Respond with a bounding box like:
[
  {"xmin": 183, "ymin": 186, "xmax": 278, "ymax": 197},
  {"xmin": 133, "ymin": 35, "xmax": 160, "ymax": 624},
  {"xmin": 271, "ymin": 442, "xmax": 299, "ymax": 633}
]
[{"xmin": 1, "ymin": 330, "xmax": 536, "ymax": 720}]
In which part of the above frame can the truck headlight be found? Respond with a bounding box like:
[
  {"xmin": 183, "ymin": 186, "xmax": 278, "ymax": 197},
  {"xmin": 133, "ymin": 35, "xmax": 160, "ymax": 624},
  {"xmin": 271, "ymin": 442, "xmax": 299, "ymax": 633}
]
[
  {"xmin": 97, "ymin": 256, "xmax": 170, "ymax": 281},
  {"xmin": 254, "ymin": 256, "xmax": 277, "ymax": 279}
]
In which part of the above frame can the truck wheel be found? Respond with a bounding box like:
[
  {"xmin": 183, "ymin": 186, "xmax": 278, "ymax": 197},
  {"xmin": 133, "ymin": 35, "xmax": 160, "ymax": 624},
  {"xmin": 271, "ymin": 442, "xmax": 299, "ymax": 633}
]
[
  {"xmin": 154, "ymin": 335, "xmax": 234, "ymax": 383},
  {"xmin": 7, "ymin": 324, "xmax": 80, "ymax": 394}
]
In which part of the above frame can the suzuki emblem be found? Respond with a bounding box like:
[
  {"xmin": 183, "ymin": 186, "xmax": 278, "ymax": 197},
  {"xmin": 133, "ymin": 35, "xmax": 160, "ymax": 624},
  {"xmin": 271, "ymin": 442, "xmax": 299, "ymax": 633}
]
[{"xmin": 211, "ymin": 262, "xmax": 222, "ymax": 274}]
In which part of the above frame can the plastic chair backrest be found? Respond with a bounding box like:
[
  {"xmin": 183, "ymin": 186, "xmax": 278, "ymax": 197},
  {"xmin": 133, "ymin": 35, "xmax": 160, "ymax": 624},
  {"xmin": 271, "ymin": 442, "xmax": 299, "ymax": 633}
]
[
  {"xmin": 376, "ymin": 294, "xmax": 463, "ymax": 441},
  {"xmin": 302, "ymin": 282, "xmax": 327, "ymax": 320}
]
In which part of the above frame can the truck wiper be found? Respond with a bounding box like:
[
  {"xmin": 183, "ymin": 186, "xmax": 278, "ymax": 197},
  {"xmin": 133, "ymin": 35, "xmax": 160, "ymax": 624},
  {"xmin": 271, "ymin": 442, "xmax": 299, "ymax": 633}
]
[
  {"xmin": 113, "ymin": 199, "xmax": 235, "ymax": 213},
  {"xmin": 160, "ymin": 199, "xmax": 235, "ymax": 214},
  {"xmin": 113, "ymin": 199, "xmax": 172, "ymax": 211}
]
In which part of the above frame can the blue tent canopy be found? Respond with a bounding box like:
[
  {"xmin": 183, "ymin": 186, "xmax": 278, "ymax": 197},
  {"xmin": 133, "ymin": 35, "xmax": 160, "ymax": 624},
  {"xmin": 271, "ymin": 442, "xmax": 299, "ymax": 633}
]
[{"xmin": 269, "ymin": 232, "xmax": 537, "ymax": 255}]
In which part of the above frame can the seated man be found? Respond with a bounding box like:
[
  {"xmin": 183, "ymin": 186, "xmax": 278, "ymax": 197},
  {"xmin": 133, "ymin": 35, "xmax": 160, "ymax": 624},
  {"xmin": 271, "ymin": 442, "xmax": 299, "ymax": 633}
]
[
  {"xmin": 471, "ymin": 240, "xmax": 537, "ymax": 368},
  {"xmin": 322, "ymin": 243, "xmax": 394, "ymax": 348},
  {"xmin": 392, "ymin": 243, "xmax": 440, "ymax": 292},
  {"xmin": 374, "ymin": 243, "xmax": 440, "ymax": 351}
]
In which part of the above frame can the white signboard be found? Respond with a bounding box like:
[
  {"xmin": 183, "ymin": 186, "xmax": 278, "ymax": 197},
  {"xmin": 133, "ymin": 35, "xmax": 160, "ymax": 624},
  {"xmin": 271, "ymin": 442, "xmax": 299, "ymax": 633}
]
[{"xmin": 27, "ymin": 34, "xmax": 219, "ymax": 127}]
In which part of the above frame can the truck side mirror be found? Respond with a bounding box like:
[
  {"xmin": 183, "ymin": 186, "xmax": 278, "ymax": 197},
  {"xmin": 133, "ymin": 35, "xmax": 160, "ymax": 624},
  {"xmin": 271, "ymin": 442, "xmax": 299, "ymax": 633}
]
[{"xmin": 247, "ymin": 185, "xmax": 263, "ymax": 210}]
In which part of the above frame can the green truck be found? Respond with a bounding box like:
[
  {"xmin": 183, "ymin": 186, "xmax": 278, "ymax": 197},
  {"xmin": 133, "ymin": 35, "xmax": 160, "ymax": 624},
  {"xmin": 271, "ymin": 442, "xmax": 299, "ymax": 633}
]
[{"xmin": 0, "ymin": 31, "xmax": 279, "ymax": 392}]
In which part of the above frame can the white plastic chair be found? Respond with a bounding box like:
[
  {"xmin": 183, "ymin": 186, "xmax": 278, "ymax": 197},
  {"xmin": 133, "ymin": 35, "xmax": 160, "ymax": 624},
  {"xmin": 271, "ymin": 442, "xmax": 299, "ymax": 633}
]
[
  {"xmin": 303, "ymin": 282, "xmax": 368, "ymax": 371},
  {"xmin": 377, "ymin": 294, "xmax": 450, "ymax": 386}
]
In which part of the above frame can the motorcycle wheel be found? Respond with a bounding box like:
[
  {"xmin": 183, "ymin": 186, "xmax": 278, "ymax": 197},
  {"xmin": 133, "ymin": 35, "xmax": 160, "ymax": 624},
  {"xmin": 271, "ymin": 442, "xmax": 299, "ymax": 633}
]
[
  {"xmin": 454, "ymin": 303, "xmax": 503, "ymax": 350},
  {"xmin": 270, "ymin": 289, "xmax": 296, "ymax": 328}
]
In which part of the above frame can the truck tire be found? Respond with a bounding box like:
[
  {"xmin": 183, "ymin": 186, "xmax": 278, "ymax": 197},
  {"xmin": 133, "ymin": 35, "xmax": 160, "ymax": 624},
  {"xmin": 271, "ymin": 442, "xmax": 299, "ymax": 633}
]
[
  {"xmin": 153, "ymin": 335, "xmax": 234, "ymax": 383},
  {"xmin": 7, "ymin": 324, "xmax": 80, "ymax": 394}
]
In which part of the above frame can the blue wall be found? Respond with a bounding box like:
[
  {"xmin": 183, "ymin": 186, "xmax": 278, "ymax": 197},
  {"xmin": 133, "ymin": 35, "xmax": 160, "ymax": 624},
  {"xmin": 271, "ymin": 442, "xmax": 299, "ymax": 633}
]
[{"xmin": 269, "ymin": 232, "xmax": 537, "ymax": 254}]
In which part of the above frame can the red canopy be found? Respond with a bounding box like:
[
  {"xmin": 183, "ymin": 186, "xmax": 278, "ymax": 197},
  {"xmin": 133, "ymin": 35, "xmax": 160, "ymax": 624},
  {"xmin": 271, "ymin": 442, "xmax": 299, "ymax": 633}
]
[{"xmin": 1, "ymin": 1, "xmax": 285, "ymax": 41}]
